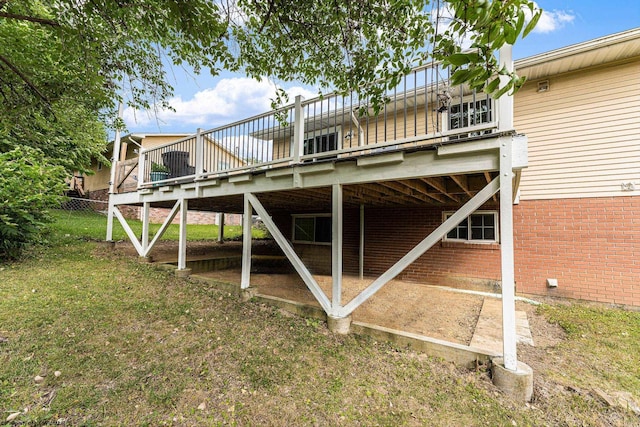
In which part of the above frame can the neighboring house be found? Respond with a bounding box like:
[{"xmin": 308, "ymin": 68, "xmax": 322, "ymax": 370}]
[
  {"xmin": 81, "ymin": 133, "xmax": 190, "ymax": 200},
  {"xmin": 81, "ymin": 133, "xmax": 244, "ymax": 225},
  {"xmin": 107, "ymin": 28, "xmax": 640, "ymax": 317}
]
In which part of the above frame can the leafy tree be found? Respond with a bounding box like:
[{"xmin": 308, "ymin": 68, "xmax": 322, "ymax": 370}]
[
  {"xmin": 1, "ymin": 0, "xmax": 541, "ymax": 140},
  {"xmin": 0, "ymin": 0, "xmax": 540, "ymax": 258},
  {"xmin": 0, "ymin": 146, "xmax": 66, "ymax": 260}
]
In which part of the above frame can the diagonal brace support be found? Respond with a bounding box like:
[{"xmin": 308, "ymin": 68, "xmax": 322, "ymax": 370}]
[
  {"xmin": 112, "ymin": 206, "xmax": 144, "ymax": 256},
  {"xmin": 143, "ymin": 200, "xmax": 181, "ymax": 258}
]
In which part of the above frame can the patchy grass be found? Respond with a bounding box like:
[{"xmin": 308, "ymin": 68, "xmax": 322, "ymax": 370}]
[
  {"xmin": 537, "ymin": 304, "xmax": 640, "ymax": 393},
  {"xmin": 49, "ymin": 209, "xmax": 266, "ymax": 242},
  {"xmin": 0, "ymin": 213, "xmax": 639, "ymax": 425}
]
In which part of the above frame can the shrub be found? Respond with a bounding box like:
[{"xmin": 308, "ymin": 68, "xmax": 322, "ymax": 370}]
[{"xmin": 0, "ymin": 146, "xmax": 66, "ymax": 260}]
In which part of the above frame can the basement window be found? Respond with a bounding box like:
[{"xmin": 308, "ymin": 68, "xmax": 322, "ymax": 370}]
[
  {"xmin": 443, "ymin": 211, "xmax": 498, "ymax": 243},
  {"xmin": 292, "ymin": 214, "xmax": 331, "ymax": 244}
]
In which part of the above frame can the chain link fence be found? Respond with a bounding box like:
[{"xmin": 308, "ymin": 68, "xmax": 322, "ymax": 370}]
[{"xmin": 61, "ymin": 197, "xmax": 109, "ymax": 215}]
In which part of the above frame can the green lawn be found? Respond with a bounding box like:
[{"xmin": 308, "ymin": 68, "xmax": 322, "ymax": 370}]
[
  {"xmin": 50, "ymin": 209, "xmax": 266, "ymax": 242},
  {"xmin": 0, "ymin": 211, "xmax": 638, "ymax": 425}
]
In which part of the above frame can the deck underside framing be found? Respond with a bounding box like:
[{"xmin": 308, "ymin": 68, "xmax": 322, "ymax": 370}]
[{"xmin": 108, "ymin": 134, "xmax": 525, "ymax": 370}]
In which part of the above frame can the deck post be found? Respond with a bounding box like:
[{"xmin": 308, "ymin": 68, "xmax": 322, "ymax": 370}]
[
  {"xmin": 177, "ymin": 198, "xmax": 188, "ymax": 271},
  {"xmin": 331, "ymin": 184, "xmax": 343, "ymax": 309},
  {"xmin": 217, "ymin": 212, "xmax": 225, "ymax": 243},
  {"xmin": 108, "ymin": 102, "xmax": 123, "ymax": 196},
  {"xmin": 106, "ymin": 102, "xmax": 123, "ymax": 241},
  {"xmin": 498, "ymin": 45, "xmax": 518, "ymax": 372},
  {"xmin": 359, "ymin": 204, "xmax": 364, "ymax": 280},
  {"xmin": 106, "ymin": 198, "xmax": 115, "ymax": 242},
  {"xmin": 241, "ymin": 194, "xmax": 252, "ymax": 289},
  {"xmin": 292, "ymin": 95, "xmax": 305, "ymax": 163},
  {"xmin": 141, "ymin": 202, "xmax": 150, "ymax": 254}
]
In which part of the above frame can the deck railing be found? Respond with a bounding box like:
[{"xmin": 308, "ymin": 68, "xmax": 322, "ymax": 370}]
[{"xmin": 138, "ymin": 61, "xmax": 500, "ymax": 188}]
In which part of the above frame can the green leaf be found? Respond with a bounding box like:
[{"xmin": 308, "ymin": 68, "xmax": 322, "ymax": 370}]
[{"xmin": 523, "ymin": 9, "xmax": 542, "ymax": 38}]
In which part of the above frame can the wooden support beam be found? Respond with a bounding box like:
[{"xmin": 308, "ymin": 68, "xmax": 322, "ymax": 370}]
[
  {"xmin": 400, "ymin": 179, "xmax": 447, "ymax": 203},
  {"xmin": 421, "ymin": 177, "xmax": 460, "ymax": 202},
  {"xmin": 378, "ymin": 181, "xmax": 432, "ymax": 204},
  {"xmin": 410, "ymin": 178, "xmax": 450, "ymax": 203},
  {"xmin": 450, "ymin": 175, "xmax": 473, "ymax": 197},
  {"xmin": 362, "ymin": 183, "xmax": 421, "ymax": 205}
]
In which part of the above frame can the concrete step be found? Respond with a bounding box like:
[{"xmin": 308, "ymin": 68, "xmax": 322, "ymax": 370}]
[{"xmin": 470, "ymin": 298, "xmax": 534, "ymax": 355}]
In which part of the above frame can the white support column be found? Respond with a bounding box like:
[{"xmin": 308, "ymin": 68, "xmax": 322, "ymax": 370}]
[
  {"xmin": 141, "ymin": 202, "xmax": 150, "ymax": 253},
  {"xmin": 106, "ymin": 102, "xmax": 123, "ymax": 242},
  {"xmin": 106, "ymin": 198, "xmax": 115, "ymax": 242},
  {"xmin": 292, "ymin": 95, "xmax": 305, "ymax": 163},
  {"xmin": 498, "ymin": 45, "xmax": 514, "ymax": 132},
  {"xmin": 177, "ymin": 198, "xmax": 188, "ymax": 270},
  {"xmin": 217, "ymin": 212, "xmax": 225, "ymax": 243},
  {"xmin": 241, "ymin": 195, "xmax": 252, "ymax": 289},
  {"xmin": 498, "ymin": 44, "xmax": 518, "ymax": 372},
  {"xmin": 137, "ymin": 150, "xmax": 146, "ymax": 189},
  {"xmin": 359, "ymin": 204, "xmax": 364, "ymax": 280},
  {"xmin": 500, "ymin": 137, "xmax": 518, "ymax": 371},
  {"xmin": 331, "ymin": 184, "xmax": 343, "ymax": 309},
  {"xmin": 108, "ymin": 102, "xmax": 123, "ymax": 196}
]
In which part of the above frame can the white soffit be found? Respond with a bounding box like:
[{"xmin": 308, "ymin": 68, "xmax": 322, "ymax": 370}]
[{"xmin": 515, "ymin": 27, "xmax": 640, "ymax": 81}]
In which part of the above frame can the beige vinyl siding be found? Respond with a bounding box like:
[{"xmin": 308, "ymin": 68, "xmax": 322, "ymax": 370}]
[
  {"xmin": 141, "ymin": 135, "xmax": 189, "ymax": 149},
  {"xmin": 83, "ymin": 160, "xmax": 112, "ymax": 192},
  {"xmin": 515, "ymin": 59, "xmax": 640, "ymax": 200}
]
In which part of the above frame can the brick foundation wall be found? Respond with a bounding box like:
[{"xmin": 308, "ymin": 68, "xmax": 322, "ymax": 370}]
[
  {"xmin": 343, "ymin": 206, "xmax": 503, "ymax": 290},
  {"xmin": 147, "ymin": 208, "xmax": 241, "ymax": 225},
  {"xmin": 514, "ymin": 197, "xmax": 640, "ymax": 307}
]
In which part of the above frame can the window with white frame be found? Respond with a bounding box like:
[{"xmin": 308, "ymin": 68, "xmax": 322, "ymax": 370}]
[
  {"xmin": 443, "ymin": 211, "xmax": 498, "ymax": 243},
  {"xmin": 448, "ymin": 98, "xmax": 493, "ymax": 139},
  {"xmin": 303, "ymin": 128, "xmax": 340, "ymax": 155},
  {"xmin": 292, "ymin": 214, "xmax": 331, "ymax": 244}
]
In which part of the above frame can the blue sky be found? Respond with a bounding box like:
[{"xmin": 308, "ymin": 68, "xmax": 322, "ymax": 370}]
[{"xmin": 123, "ymin": 0, "xmax": 640, "ymax": 134}]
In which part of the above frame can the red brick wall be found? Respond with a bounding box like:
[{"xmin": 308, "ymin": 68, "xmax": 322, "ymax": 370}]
[
  {"xmin": 342, "ymin": 205, "xmax": 502, "ymax": 291},
  {"xmin": 514, "ymin": 197, "xmax": 640, "ymax": 307}
]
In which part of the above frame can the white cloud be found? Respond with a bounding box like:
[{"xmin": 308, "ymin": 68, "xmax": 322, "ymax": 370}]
[
  {"xmin": 123, "ymin": 77, "xmax": 318, "ymax": 131},
  {"xmin": 533, "ymin": 9, "xmax": 575, "ymax": 33},
  {"xmin": 524, "ymin": 3, "xmax": 575, "ymax": 34}
]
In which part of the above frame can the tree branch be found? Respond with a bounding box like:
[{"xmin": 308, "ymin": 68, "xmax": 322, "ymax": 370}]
[
  {"xmin": 258, "ymin": 0, "xmax": 275, "ymax": 33},
  {"xmin": 0, "ymin": 11, "xmax": 60, "ymax": 27},
  {"xmin": 0, "ymin": 54, "xmax": 50, "ymax": 104}
]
